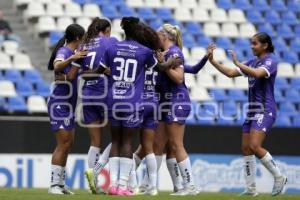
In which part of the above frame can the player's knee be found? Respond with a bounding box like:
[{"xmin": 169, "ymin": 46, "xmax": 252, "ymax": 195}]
[
  {"xmin": 58, "ymin": 139, "xmax": 73, "ymax": 152},
  {"xmin": 168, "ymin": 140, "xmax": 184, "ymax": 153},
  {"xmin": 241, "ymin": 144, "xmax": 252, "ymax": 155},
  {"xmin": 249, "ymin": 143, "xmax": 261, "ymax": 153}
]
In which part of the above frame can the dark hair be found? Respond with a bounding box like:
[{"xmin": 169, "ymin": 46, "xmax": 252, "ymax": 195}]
[
  {"xmin": 253, "ymin": 32, "xmax": 275, "ymax": 53},
  {"xmin": 82, "ymin": 17, "xmax": 111, "ymax": 44},
  {"xmin": 47, "ymin": 24, "xmax": 85, "ymax": 70},
  {"xmin": 121, "ymin": 17, "xmax": 161, "ymax": 51}
]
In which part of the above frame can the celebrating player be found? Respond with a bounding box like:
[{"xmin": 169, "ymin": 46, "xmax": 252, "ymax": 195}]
[
  {"xmin": 47, "ymin": 24, "xmax": 86, "ymax": 195},
  {"xmin": 207, "ymin": 32, "xmax": 287, "ymax": 196}
]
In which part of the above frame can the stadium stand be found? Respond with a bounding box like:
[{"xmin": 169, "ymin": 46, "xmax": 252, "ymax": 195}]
[{"xmin": 3, "ymin": 0, "xmax": 299, "ymax": 126}]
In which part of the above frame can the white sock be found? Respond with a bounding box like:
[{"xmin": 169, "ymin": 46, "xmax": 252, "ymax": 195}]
[
  {"xmin": 119, "ymin": 157, "xmax": 133, "ymax": 189},
  {"xmin": 60, "ymin": 167, "xmax": 66, "ymax": 186},
  {"xmin": 87, "ymin": 146, "xmax": 100, "ymax": 168},
  {"xmin": 109, "ymin": 157, "xmax": 120, "ymax": 187},
  {"xmin": 178, "ymin": 157, "xmax": 194, "ymax": 188},
  {"xmin": 260, "ymin": 152, "xmax": 282, "ymax": 178},
  {"xmin": 50, "ymin": 165, "xmax": 64, "ymax": 187},
  {"xmin": 167, "ymin": 158, "xmax": 183, "ymax": 190},
  {"xmin": 145, "ymin": 153, "xmax": 157, "ymax": 188},
  {"xmin": 156, "ymin": 155, "xmax": 163, "ymax": 171},
  {"xmin": 94, "ymin": 143, "xmax": 112, "ymax": 175},
  {"xmin": 244, "ymin": 155, "xmax": 256, "ymax": 191},
  {"xmin": 129, "ymin": 154, "xmax": 141, "ymax": 188}
]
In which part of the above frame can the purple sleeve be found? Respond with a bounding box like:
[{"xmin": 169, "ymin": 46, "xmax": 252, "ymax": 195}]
[
  {"xmin": 54, "ymin": 48, "xmax": 68, "ymax": 62},
  {"xmin": 184, "ymin": 55, "xmax": 208, "ymax": 74},
  {"xmin": 100, "ymin": 49, "xmax": 110, "ymax": 69},
  {"xmin": 259, "ymin": 59, "xmax": 277, "ymax": 78},
  {"xmin": 145, "ymin": 51, "xmax": 158, "ymax": 68}
]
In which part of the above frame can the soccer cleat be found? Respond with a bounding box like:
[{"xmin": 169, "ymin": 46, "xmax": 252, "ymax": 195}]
[
  {"xmin": 272, "ymin": 176, "xmax": 287, "ymax": 196},
  {"xmin": 139, "ymin": 187, "xmax": 158, "ymax": 196},
  {"xmin": 170, "ymin": 186, "xmax": 198, "ymax": 196},
  {"xmin": 84, "ymin": 169, "xmax": 97, "ymax": 194},
  {"xmin": 108, "ymin": 186, "xmax": 119, "ymax": 195},
  {"xmin": 116, "ymin": 187, "xmax": 134, "ymax": 196},
  {"xmin": 62, "ymin": 185, "xmax": 74, "ymax": 195},
  {"xmin": 238, "ymin": 190, "xmax": 259, "ymax": 197},
  {"xmin": 48, "ymin": 185, "xmax": 66, "ymax": 195},
  {"xmin": 135, "ymin": 185, "xmax": 148, "ymax": 195}
]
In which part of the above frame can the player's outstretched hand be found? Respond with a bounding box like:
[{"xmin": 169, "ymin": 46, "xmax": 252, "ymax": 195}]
[
  {"xmin": 207, "ymin": 43, "xmax": 216, "ymax": 61},
  {"xmin": 72, "ymin": 50, "xmax": 88, "ymax": 60},
  {"xmin": 167, "ymin": 57, "xmax": 182, "ymax": 69},
  {"xmin": 228, "ymin": 50, "xmax": 239, "ymax": 65},
  {"xmin": 156, "ymin": 49, "xmax": 169, "ymax": 63}
]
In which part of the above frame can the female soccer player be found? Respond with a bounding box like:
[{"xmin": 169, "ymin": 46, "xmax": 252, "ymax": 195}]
[
  {"xmin": 47, "ymin": 24, "xmax": 86, "ymax": 195},
  {"xmin": 94, "ymin": 17, "xmax": 161, "ymax": 196},
  {"xmin": 149, "ymin": 24, "xmax": 197, "ymax": 196},
  {"xmin": 207, "ymin": 32, "xmax": 287, "ymax": 196}
]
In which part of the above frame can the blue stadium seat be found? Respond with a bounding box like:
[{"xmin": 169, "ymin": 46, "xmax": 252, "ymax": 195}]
[
  {"xmin": 236, "ymin": 114, "xmax": 246, "ymax": 125},
  {"xmin": 24, "ymin": 70, "xmax": 42, "ymax": 84},
  {"xmin": 102, "ymin": 5, "xmax": 119, "ymax": 19},
  {"xmin": 273, "ymin": 37, "xmax": 289, "ymax": 52},
  {"xmin": 156, "ymin": 8, "xmax": 173, "ymax": 21},
  {"xmin": 258, "ymin": 23, "xmax": 276, "ymax": 37},
  {"xmin": 149, "ymin": 19, "xmax": 163, "ymax": 30},
  {"xmin": 279, "ymin": 102, "xmax": 298, "ymax": 116},
  {"xmin": 277, "ymin": 24, "xmax": 294, "ymax": 39},
  {"xmin": 292, "ymin": 116, "xmax": 300, "ymax": 127},
  {"xmin": 290, "ymin": 38, "xmax": 300, "ymax": 53},
  {"xmin": 287, "ymin": 0, "xmax": 300, "ymax": 12},
  {"xmin": 253, "ymin": 0, "xmax": 269, "ymax": 11},
  {"xmin": 119, "ymin": 6, "xmax": 136, "ymax": 16},
  {"xmin": 235, "ymin": 0, "xmax": 252, "ymax": 10},
  {"xmin": 285, "ymin": 89, "xmax": 300, "ymax": 103},
  {"xmin": 36, "ymin": 81, "xmax": 51, "ymax": 97},
  {"xmin": 234, "ymin": 38, "xmax": 250, "ymax": 50},
  {"xmin": 186, "ymin": 106, "xmax": 198, "ymax": 125},
  {"xmin": 222, "ymin": 101, "xmax": 238, "ymax": 116},
  {"xmin": 49, "ymin": 31, "xmax": 63, "ymax": 47},
  {"xmin": 216, "ymin": 118, "xmax": 235, "ymax": 125},
  {"xmin": 197, "ymin": 36, "xmax": 212, "ymax": 47},
  {"xmin": 228, "ymin": 89, "xmax": 247, "ymax": 101},
  {"xmin": 275, "ymin": 77, "xmax": 290, "ymax": 90},
  {"xmin": 246, "ymin": 10, "xmax": 264, "ymax": 24},
  {"xmin": 183, "ymin": 34, "xmax": 196, "ymax": 48},
  {"xmin": 283, "ymin": 51, "xmax": 299, "ymax": 64},
  {"xmin": 16, "ymin": 81, "xmax": 34, "ymax": 97},
  {"xmin": 210, "ymin": 89, "xmax": 228, "ymax": 101},
  {"xmin": 265, "ymin": 10, "xmax": 281, "ymax": 25},
  {"xmin": 270, "ymin": 0, "xmax": 287, "ymax": 12},
  {"xmin": 5, "ymin": 70, "xmax": 22, "ymax": 82},
  {"xmin": 197, "ymin": 108, "xmax": 216, "ymax": 125},
  {"xmin": 91, "ymin": 0, "xmax": 107, "ymax": 6},
  {"xmin": 216, "ymin": 37, "xmax": 233, "ymax": 49},
  {"xmin": 274, "ymin": 90, "xmax": 285, "ymax": 102},
  {"xmin": 7, "ymin": 96, "xmax": 27, "ymax": 112},
  {"xmin": 73, "ymin": 0, "xmax": 88, "ymax": 6},
  {"xmin": 217, "ymin": 0, "xmax": 234, "ymax": 9},
  {"xmin": 138, "ymin": 8, "xmax": 156, "ymax": 20},
  {"xmin": 0, "ymin": 71, "xmax": 4, "ymax": 80},
  {"xmin": 290, "ymin": 78, "xmax": 300, "ymax": 90},
  {"xmin": 0, "ymin": 97, "xmax": 5, "ymax": 111},
  {"xmin": 275, "ymin": 116, "xmax": 291, "ymax": 127},
  {"xmin": 185, "ymin": 22, "xmax": 203, "ymax": 36},
  {"xmin": 110, "ymin": 0, "xmax": 126, "ymax": 6},
  {"xmin": 295, "ymin": 25, "xmax": 300, "ymax": 37},
  {"xmin": 282, "ymin": 11, "xmax": 299, "ymax": 25}
]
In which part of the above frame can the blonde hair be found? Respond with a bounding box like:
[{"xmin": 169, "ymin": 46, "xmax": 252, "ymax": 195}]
[{"xmin": 159, "ymin": 23, "xmax": 183, "ymax": 50}]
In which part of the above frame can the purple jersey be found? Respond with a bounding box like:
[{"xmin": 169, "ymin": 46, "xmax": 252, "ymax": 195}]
[
  {"xmin": 50, "ymin": 46, "xmax": 77, "ymax": 108},
  {"xmin": 73, "ymin": 36, "xmax": 118, "ymax": 96},
  {"xmin": 100, "ymin": 40, "xmax": 157, "ymax": 110},
  {"xmin": 158, "ymin": 45, "xmax": 191, "ymax": 108},
  {"xmin": 237, "ymin": 54, "xmax": 277, "ymax": 117},
  {"xmin": 143, "ymin": 66, "xmax": 159, "ymax": 103}
]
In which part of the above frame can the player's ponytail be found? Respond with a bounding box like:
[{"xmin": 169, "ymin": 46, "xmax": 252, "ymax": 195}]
[
  {"xmin": 253, "ymin": 32, "xmax": 275, "ymax": 53},
  {"xmin": 82, "ymin": 17, "xmax": 111, "ymax": 44},
  {"xmin": 158, "ymin": 24, "xmax": 183, "ymax": 50},
  {"xmin": 47, "ymin": 24, "xmax": 85, "ymax": 70}
]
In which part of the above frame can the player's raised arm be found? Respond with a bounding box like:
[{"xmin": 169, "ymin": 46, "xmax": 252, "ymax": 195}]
[
  {"xmin": 184, "ymin": 54, "xmax": 208, "ymax": 74},
  {"xmin": 208, "ymin": 43, "xmax": 241, "ymax": 78}
]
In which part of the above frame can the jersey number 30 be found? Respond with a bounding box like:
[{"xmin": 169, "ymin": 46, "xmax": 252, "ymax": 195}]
[{"xmin": 113, "ymin": 57, "xmax": 137, "ymax": 82}]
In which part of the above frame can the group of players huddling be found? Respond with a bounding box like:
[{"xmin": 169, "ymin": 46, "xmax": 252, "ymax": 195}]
[{"xmin": 46, "ymin": 16, "xmax": 287, "ymax": 196}]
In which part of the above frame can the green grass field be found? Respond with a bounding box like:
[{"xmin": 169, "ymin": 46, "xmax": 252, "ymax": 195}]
[{"xmin": 0, "ymin": 189, "xmax": 299, "ymax": 200}]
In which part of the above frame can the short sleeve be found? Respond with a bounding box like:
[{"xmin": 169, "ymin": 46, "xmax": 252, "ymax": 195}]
[
  {"xmin": 168, "ymin": 49, "xmax": 184, "ymax": 68},
  {"xmin": 145, "ymin": 51, "xmax": 158, "ymax": 68},
  {"xmin": 99, "ymin": 48, "xmax": 110, "ymax": 69},
  {"xmin": 259, "ymin": 59, "xmax": 276, "ymax": 78},
  {"xmin": 54, "ymin": 49, "xmax": 67, "ymax": 62}
]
